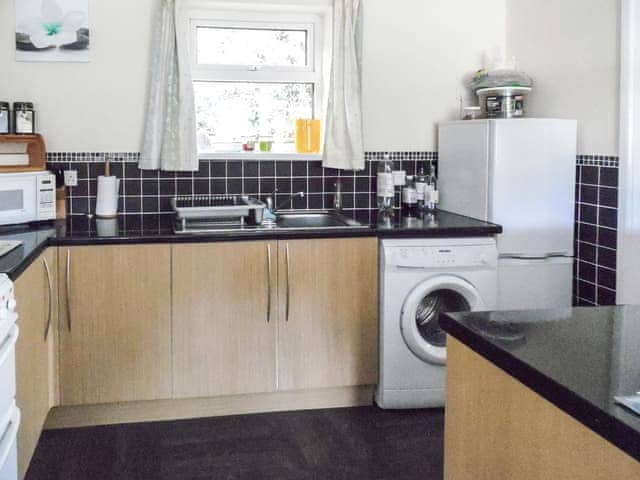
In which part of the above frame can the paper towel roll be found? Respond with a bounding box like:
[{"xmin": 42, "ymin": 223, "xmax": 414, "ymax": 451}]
[{"xmin": 96, "ymin": 175, "xmax": 120, "ymax": 218}]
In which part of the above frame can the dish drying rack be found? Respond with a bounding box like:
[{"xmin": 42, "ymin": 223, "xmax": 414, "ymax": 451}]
[{"xmin": 172, "ymin": 195, "xmax": 266, "ymax": 232}]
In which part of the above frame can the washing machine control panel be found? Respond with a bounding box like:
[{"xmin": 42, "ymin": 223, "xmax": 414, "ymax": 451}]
[{"xmin": 387, "ymin": 244, "xmax": 497, "ymax": 269}]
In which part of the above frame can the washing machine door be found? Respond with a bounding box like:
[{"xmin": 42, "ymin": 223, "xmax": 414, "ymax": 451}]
[{"xmin": 400, "ymin": 275, "xmax": 486, "ymax": 365}]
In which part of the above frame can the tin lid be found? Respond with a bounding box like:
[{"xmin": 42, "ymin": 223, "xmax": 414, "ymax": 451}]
[
  {"xmin": 476, "ymin": 86, "xmax": 532, "ymax": 96},
  {"xmin": 13, "ymin": 102, "xmax": 34, "ymax": 110}
]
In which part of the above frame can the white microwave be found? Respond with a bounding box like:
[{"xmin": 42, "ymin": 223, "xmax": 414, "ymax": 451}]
[{"xmin": 0, "ymin": 172, "xmax": 56, "ymax": 226}]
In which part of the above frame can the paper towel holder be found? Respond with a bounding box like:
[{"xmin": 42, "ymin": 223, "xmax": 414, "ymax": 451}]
[{"xmin": 95, "ymin": 154, "xmax": 120, "ymax": 219}]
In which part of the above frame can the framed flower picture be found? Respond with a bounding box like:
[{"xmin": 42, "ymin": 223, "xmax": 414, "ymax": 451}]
[{"xmin": 16, "ymin": 0, "xmax": 90, "ymax": 62}]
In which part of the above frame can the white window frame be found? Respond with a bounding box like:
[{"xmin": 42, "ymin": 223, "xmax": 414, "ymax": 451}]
[
  {"xmin": 192, "ymin": 19, "xmax": 317, "ymax": 75},
  {"xmin": 188, "ymin": 3, "xmax": 330, "ymax": 160}
]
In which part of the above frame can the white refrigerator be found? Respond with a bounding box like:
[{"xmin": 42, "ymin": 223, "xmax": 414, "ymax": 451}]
[{"xmin": 438, "ymin": 119, "xmax": 577, "ymax": 310}]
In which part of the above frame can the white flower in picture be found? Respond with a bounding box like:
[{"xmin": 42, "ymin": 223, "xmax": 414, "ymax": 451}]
[{"xmin": 15, "ymin": 0, "xmax": 90, "ymax": 62}]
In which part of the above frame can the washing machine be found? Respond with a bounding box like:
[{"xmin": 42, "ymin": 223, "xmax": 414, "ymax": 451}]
[{"xmin": 375, "ymin": 237, "xmax": 498, "ymax": 409}]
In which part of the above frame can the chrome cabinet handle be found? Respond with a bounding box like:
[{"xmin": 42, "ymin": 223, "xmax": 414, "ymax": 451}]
[
  {"xmin": 266, "ymin": 244, "xmax": 272, "ymax": 323},
  {"xmin": 65, "ymin": 249, "xmax": 72, "ymax": 332},
  {"xmin": 43, "ymin": 256, "xmax": 53, "ymax": 341},
  {"xmin": 285, "ymin": 243, "xmax": 291, "ymax": 322}
]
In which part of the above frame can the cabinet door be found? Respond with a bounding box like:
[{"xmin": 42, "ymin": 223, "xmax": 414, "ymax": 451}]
[
  {"xmin": 15, "ymin": 249, "xmax": 56, "ymax": 479},
  {"xmin": 172, "ymin": 242, "xmax": 277, "ymax": 398},
  {"xmin": 58, "ymin": 245, "xmax": 172, "ymax": 405},
  {"xmin": 277, "ymin": 238, "xmax": 378, "ymax": 390}
]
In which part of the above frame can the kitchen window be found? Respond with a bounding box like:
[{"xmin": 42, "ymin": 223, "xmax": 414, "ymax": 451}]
[{"xmin": 190, "ymin": 7, "xmax": 329, "ymax": 157}]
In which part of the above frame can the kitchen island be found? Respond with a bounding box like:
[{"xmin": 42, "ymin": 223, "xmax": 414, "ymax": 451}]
[{"xmin": 440, "ymin": 307, "xmax": 640, "ymax": 479}]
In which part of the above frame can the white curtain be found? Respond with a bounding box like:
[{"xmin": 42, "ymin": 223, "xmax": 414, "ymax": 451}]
[
  {"xmin": 323, "ymin": 0, "xmax": 364, "ymax": 171},
  {"xmin": 140, "ymin": 0, "xmax": 198, "ymax": 171}
]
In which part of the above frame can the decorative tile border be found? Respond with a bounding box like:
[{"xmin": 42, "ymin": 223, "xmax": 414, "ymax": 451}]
[
  {"xmin": 46, "ymin": 151, "xmax": 439, "ymax": 164},
  {"xmin": 48, "ymin": 151, "xmax": 603, "ymax": 166},
  {"xmin": 365, "ymin": 151, "xmax": 438, "ymax": 162},
  {"xmin": 47, "ymin": 152, "xmax": 140, "ymax": 163},
  {"xmin": 576, "ymin": 155, "xmax": 619, "ymax": 168}
]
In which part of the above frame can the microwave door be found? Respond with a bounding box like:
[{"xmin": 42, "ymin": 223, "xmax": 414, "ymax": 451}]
[{"xmin": 0, "ymin": 178, "xmax": 36, "ymax": 225}]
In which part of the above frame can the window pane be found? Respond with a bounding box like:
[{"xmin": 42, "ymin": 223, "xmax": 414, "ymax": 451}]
[
  {"xmin": 197, "ymin": 27, "xmax": 308, "ymax": 67},
  {"xmin": 194, "ymin": 82, "xmax": 314, "ymax": 153}
]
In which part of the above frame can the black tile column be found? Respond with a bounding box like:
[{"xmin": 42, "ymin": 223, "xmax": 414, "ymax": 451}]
[{"xmin": 574, "ymin": 156, "xmax": 619, "ymax": 306}]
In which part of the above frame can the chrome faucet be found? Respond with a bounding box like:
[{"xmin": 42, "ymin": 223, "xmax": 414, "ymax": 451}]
[{"xmin": 265, "ymin": 189, "xmax": 305, "ymax": 212}]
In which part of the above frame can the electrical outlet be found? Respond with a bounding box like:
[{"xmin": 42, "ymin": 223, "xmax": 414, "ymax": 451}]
[{"xmin": 64, "ymin": 170, "xmax": 78, "ymax": 187}]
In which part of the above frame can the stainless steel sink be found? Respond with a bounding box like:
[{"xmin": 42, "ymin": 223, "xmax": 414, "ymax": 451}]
[
  {"xmin": 274, "ymin": 210, "xmax": 366, "ymax": 229},
  {"xmin": 174, "ymin": 209, "xmax": 368, "ymax": 234}
]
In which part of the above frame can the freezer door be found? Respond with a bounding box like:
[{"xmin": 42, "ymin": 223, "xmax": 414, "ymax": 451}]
[
  {"xmin": 438, "ymin": 120, "xmax": 491, "ymax": 221},
  {"xmin": 491, "ymin": 119, "xmax": 577, "ymax": 257},
  {"xmin": 498, "ymin": 257, "xmax": 574, "ymax": 310}
]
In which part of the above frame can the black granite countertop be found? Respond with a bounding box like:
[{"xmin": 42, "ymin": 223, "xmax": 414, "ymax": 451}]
[
  {"xmin": 440, "ymin": 307, "xmax": 640, "ymax": 462},
  {"xmin": 0, "ymin": 209, "xmax": 500, "ymax": 280},
  {"xmin": 0, "ymin": 223, "xmax": 57, "ymax": 281}
]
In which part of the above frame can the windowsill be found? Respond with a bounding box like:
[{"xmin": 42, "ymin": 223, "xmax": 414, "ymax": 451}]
[{"xmin": 198, "ymin": 152, "xmax": 323, "ymax": 161}]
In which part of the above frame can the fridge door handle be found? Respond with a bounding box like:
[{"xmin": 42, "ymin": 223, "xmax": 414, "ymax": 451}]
[{"xmin": 500, "ymin": 253, "xmax": 572, "ymax": 260}]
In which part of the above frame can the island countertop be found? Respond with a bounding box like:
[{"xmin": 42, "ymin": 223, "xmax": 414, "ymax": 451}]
[{"xmin": 440, "ymin": 307, "xmax": 640, "ymax": 463}]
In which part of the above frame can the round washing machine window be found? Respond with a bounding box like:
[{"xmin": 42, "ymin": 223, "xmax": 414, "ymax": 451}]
[{"xmin": 400, "ymin": 276, "xmax": 486, "ymax": 365}]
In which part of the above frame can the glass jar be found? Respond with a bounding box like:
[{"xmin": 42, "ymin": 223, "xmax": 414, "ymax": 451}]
[
  {"xmin": 13, "ymin": 102, "xmax": 35, "ymax": 135},
  {"xmin": 0, "ymin": 102, "xmax": 9, "ymax": 134},
  {"xmin": 259, "ymin": 136, "xmax": 274, "ymax": 152},
  {"xmin": 242, "ymin": 136, "xmax": 258, "ymax": 152}
]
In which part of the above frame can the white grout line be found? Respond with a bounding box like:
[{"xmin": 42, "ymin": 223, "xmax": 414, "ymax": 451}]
[
  {"xmin": 576, "ymin": 240, "xmax": 617, "ymax": 252},
  {"xmin": 576, "ymin": 220, "xmax": 618, "ymax": 231},
  {"xmin": 576, "ymin": 277, "xmax": 616, "ymax": 292},
  {"xmin": 577, "ymin": 201, "xmax": 618, "ymax": 211},
  {"xmin": 575, "ymin": 258, "xmax": 617, "ymax": 272}
]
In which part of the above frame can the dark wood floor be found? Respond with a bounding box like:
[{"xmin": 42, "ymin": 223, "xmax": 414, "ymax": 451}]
[{"xmin": 26, "ymin": 406, "xmax": 445, "ymax": 480}]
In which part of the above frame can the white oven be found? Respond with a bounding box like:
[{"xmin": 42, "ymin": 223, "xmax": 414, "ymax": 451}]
[
  {"xmin": 0, "ymin": 274, "xmax": 19, "ymax": 480},
  {"xmin": 0, "ymin": 172, "xmax": 56, "ymax": 226}
]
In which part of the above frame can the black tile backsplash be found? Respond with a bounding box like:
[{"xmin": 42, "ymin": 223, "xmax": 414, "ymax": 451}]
[
  {"xmin": 574, "ymin": 156, "xmax": 619, "ymax": 307},
  {"xmin": 47, "ymin": 151, "xmax": 619, "ymax": 307},
  {"xmin": 48, "ymin": 152, "xmax": 437, "ymax": 215},
  {"xmin": 47, "ymin": 152, "xmax": 438, "ymax": 225}
]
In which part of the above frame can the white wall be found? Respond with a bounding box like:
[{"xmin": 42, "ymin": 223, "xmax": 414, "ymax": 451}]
[
  {"xmin": 0, "ymin": 0, "xmax": 617, "ymax": 155},
  {"xmin": 0, "ymin": 0, "xmax": 507, "ymax": 153},
  {"xmin": 361, "ymin": 0, "xmax": 507, "ymax": 152},
  {"xmin": 506, "ymin": 0, "xmax": 620, "ymax": 156},
  {"xmin": 0, "ymin": 0, "xmax": 155, "ymax": 152}
]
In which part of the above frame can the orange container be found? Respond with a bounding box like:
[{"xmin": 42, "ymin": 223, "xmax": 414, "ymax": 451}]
[{"xmin": 295, "ymin": 119, "xmax": 321, "ymax": 153}]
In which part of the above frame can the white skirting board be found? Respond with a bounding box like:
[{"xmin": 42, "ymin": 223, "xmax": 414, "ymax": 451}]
[{"xmin": 44, "ymin": 385, "xmax": 375, "ymax": 430}]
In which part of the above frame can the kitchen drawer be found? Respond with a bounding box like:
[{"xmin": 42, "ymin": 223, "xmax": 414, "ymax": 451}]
[
  {"xmin": 0, "ymin": 325, "xmax": 18, "ymax": 420},
  {"xmin": 0, "ymin": 404, "xmax": 20, "ymax": 480}
]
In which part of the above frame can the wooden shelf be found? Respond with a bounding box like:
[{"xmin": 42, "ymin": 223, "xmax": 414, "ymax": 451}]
[{"xmin": 0, "ymin": 134, "xmax": 46, "ymax": 173}]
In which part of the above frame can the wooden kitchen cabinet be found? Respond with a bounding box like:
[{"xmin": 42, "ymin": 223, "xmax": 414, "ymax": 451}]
[
  {"xmin": 48, "ymin": 237, "xmax": 377, "ymax": 428},
  {"xmin": 277, "ymin": 238, "xmax": 378, "ymax": 391},
  {"xmin": 15, "ymin": 248, "xmax": 58, "ymax": 480},
  {"xmin": 58, "ymin": 245, "xmax": 172, "ymax": 405},
  {"xmin": 172, "ymin": 241, "xmax": 278, "ymax": 398},
  {"xmin": 172, "ymin": 237, "xmax": 378, "ymax": 399}
]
